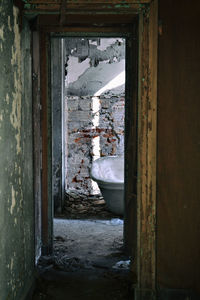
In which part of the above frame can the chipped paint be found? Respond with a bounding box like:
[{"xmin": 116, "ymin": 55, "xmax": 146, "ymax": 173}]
[
  {"xmin": 8, "ymin": 16, "xmax": 12, "ymax": 31},
  {"xmin": 5, "ymin": 93, "xmax": 10, "ymax": 104},
  {"xmin": 10, "ymin": 186, "xmax": 16, "ymax": 214},
  {"xmin": 136, "ymin": 0, "xmax": 158, "ymax": 293},
  {"xmin": 0, "ymin": 25, "xmax": 4, "ymax": 40},
  {"xmin": 10, "ymin": 257, "xmax": 14, "ymax": 271},
  {"xmin": 0, "ymin": 2, "xmax": 34, "ymax": 299},
  {"xmin": 0, "ymin": 24, "xmax": 4, "ymax": 51},
  {"xmin": 10, "ymin": 7, "xmax": 22, "ymax": 155},
  {"xmin": 22, "ymin": 0, "xmax": 151, "ymax": 15}
]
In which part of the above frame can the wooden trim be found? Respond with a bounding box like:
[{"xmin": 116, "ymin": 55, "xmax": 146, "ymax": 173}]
[
  {"xmin": 27, "ymin": 0, "xmax": 151, "ymax": 3},
  {"xmin": 32, "ymin": 30, "xmax": 43, "ymax": 261},
  {"xmin": 41, "ymin": 26, "xmax": 132, "ymax": 34},
  {"xmin": 136, "ymin": 0, "xmax": 157, "ymax": 293},
  {"xmin": 40, "ymin": 31, "xmax": 52, "ymax": 254},
  {"xmin": 124, "ymin": 18, "xmax": 139, "ymax": 261},
  {"xmin": 35, "ymin": 14, "xmax": 138, "ymax": 25},
  {"xmin": 23, "ymin": 0, "xmax": 151, "ymax": 14},
  {"xmin": 24, "ymin": 6, "xmax": 143, "ymax": 15}
]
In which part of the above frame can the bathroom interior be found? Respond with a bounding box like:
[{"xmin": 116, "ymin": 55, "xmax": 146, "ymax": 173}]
[{"xmin": 50, "ymin": 37, "xmax": 130, "ymax": 273}]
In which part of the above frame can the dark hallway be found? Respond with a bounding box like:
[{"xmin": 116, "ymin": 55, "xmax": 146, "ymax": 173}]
[
  {"xmin": 1, "ymin": 1, "xmax": 200, "ymax": 300},
  {"xmin": 32, "ymin": 268, "xmax": 132, "ymax": 300}
]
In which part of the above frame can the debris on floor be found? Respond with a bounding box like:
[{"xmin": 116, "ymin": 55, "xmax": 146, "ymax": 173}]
[
  {"xmin": 53, "ymin": 218, "xmax": 125, "ymax": 264},
  {"xmin": 112, "ymin": 260, "xmax": 131, "ymax": 270},
  {"xmin": 38, "ymin": 255, "xmax": 94, "ymax": 272},
  {"xmin": 32, "ymin": 218, "xmax": 133, "ymax": 299},
  {"xmin": 57, "ymin": 190, "xmax": 121, "ymax": 219}
]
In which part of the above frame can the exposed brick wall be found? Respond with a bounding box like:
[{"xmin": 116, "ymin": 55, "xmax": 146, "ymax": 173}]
[
  {"xmin": 64, "ymin": 38, "xmax": 125, "ymax": 194},
  {"xmin": 65, "ymin": 94, "xmax": 124, "ymax": 194}
]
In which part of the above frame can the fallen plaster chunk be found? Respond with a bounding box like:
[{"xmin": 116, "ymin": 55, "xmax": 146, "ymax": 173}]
[
  {"xmin": 94, "ymin": 218, "xmax": 123, "ymax": 226},
  {"xmin": 110, "ymin": 218, "xmax": 124, "ymax": 226},
  {"xmin": 112, "ymin": 260, "xmax": 130, "ymax": 270}
]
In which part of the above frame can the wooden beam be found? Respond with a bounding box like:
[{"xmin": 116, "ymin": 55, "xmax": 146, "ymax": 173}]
[
  {"xmin": 35, "ymin": 13, "xmax": 137, "ymax": 26},
  {"xmin": 136, "ymin": 0, "xmax": 158, "ymax": 297},
  {"xmin": 23, "ymin": 0, "xmax": 151, "ymax": 14},
  {"xmin": 40, "ymin": 31, "xmax": 53, "ymax": 254},
  {"xmin": 26, "ymin": 0, "xmax": 151, "ymax": 3}
]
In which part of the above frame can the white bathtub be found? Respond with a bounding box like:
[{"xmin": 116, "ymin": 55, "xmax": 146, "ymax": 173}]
[{"xmin": 90, "ymin": 156, "xmax": 124, "ymax": 215}]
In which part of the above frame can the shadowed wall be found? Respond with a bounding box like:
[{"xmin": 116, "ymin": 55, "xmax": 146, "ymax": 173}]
[{"xmin": 157, "ymin": 0, "xmax": 200, "ymax": 295}]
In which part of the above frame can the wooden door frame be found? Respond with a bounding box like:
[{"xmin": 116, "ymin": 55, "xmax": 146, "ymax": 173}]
[
  {"xmin": 136, "ymin": 1, "xmax": 158, "ymax": 297},
  {"xmin": 30, "ymin": 0, "xmax": 158, "ymax": 297}
]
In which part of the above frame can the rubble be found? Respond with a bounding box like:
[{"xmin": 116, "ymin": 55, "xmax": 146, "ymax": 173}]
[{"xmin": 58, "ymin": 190, "xmax": 121, "ymax": 219}]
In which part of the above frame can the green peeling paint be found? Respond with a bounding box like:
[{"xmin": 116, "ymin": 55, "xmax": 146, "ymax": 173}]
[{"xmin": 0, "ymin": 1, "xmax": 34, "ymax": 299}]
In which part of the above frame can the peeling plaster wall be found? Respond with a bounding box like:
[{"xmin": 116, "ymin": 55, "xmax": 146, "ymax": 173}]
[
  {"xmin": 64, "ymin": 38, "xmax": 125, "ymax": 194},
  {"xmin": 0, "ymin": 2, "xmax": 34, "ymax": 299}
]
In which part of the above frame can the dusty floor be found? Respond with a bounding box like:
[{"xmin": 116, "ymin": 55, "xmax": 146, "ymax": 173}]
[
  {"xmin": 53, "ymin": 218, "xmax": 124, "ymax": 265},
  {"xmin": 32, "ymin": 218, "xmax": 134, "ymax": 299}
]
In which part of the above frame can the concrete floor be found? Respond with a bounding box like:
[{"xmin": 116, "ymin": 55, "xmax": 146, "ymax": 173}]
[
  {"xmin": 32, "ymin": 218, "xmax": 134, "ymax": 299},
  {"xmin": 53, "ymin": 218, "xmax": 124, "ymax": 265}
]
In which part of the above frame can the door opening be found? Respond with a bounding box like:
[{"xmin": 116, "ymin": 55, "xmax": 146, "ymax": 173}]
[
  {"xmin": 37, "ymin": 20, "xmax": 139, "ymax": 258},
  {"xmin": 32, "ymin": 2, "xmax": 158, "ymax": 296},
  {"xmin": 53, "ymin": 37, "xmax": 126, "ymax": 214},
  {"xmin": 51, "ymin": 36, "xmax": 132, "ymax": 272}
]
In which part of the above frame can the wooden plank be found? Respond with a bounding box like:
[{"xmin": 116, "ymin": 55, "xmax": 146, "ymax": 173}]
[
  {"xmin": 136, "ymin": 0, "xmax": 157, "ymax": 293},
  {"xmin": 51, "ymin": 38, "xmax": 64, "ymax": 213},
  {"xmin": 42, "ymin": 26, "xmax": 132, "ymax": 34},
  {"xmin": 27, "ymin": 0, "xmax": 151, "ymax": 3},
  {"xmin": 33, "ymin": 31, "xmax": 42, "ymax": 261},
  {"xmin": 24, "ymin": 5, "xmax": 143, "ymax": 14},
  {"xmin": 124, "ymin": 19, "xmax": 138, "ymax": 263},
  {"xmin": 40, "ymin": 31, "xmax": 53, "ymax": 254},
  {"xmin": 146, "ymin": 0, "xmax": 157, "ymax": 289},
  {"xmin": 23, "ymin": 0, "xmax": 150, "ymax": 14},
  {"xmin": 36, "ymin": 14, "xmax": 137, "ymax": 25},
  {"xmin": 35, "ymin": 13, "xmax": 136, "ymax": 32}
]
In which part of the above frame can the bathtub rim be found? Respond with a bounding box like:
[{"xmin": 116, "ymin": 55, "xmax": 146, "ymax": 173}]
[
  {"xmin": 90, "ymin": 155, "xmax": 124, "ymax": 185},
  {"xmin": 92, "ymin": 178, "xmax": 124, "ymax": 190}
]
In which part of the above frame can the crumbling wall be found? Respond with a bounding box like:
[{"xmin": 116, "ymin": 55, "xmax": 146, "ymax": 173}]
[
  {"xmin": 0, "ymin": 2, "xmax": 34, "ymax": 299},
  {"xmin": 65, "ymin": 38, "xmax": 125, "ymax": 194}
]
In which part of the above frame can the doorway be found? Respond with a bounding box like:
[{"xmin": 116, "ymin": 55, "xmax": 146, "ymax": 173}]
[
  {"xmin": 52, "ymin": 37, "xmax": 126, "ymax": 211},
  {"xmin": 33, "ymin": 2, "xmax": 158, "ymax": 295},
  {"xmin": 51, "ymin": 35, "xmax": 131, "ymax": 272},
  {"xmin": 37, "ymin": 21, "xmax": 138, "ymax": 254}
]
